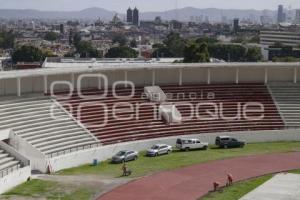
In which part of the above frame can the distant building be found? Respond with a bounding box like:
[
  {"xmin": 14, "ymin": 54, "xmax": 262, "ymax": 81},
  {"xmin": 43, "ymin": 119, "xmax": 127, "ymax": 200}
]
[
  {"xmin": 68, "ymin": 29, "xmax": 74, "ymax": 45},
  {"xmin": 170, "ymin": 20, "xmax": 182, "ymax": 30},
  {"xmin": 154, "ymin": 16, "xmax": 162, "ymax": 24},
  {"xmin": 221, "ymin": 16, "xmax": 228, "ymax": 24},
  {"xmin": 204, "ymin": 16, "xmax": 209, "ymax": 23},
  {"xmin": 260, "ymin": 15, "xmax": 273, "ymax": 25},
  {"xmin": 268, "ymin": 46, "xmax": 300, "ymax": 61},
  {"xmin": 127, "ymin": 7, "xmax": 133, "ymax": 23},
  {"xmin": 295, "ymin": 9, "xmax": 300, "ymax": 25},
  {"xmin": 233, "ymin": 18, "xmax": 239, "ymax": 33},
  {"xmin": 260, "ymin": 30, "xmax": 300, "ymax": 47},
  {"xmin": 277, "ymin": 5, "xmax": 286, "ymax": 23},
  {"xmin": 133, "ymin": 7, "xmax": 139, "ymax": 26},
  {"xmin": 60, "ymin": 24, "xmax": 64, "ymax": 34},
  {"xmin": 260, "ymin": 30, "xmax": 300, "ymax": 60},
  {"xmin": 15, "ymin": 62, "xmax": 41, "ymax": 70}
]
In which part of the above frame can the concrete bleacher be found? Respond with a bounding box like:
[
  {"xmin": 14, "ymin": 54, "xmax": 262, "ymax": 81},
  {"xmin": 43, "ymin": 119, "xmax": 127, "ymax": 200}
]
[
  {"xmin": 56, "ymin": 84, "xmax": 284, "ymax": 145},
  {"xmin": 268, "ymin": 83, "xmax": 300, "ymax": 128},
  {"xmin": 0, "ymin": 97, "xmax": 100, "ymax": 157}
]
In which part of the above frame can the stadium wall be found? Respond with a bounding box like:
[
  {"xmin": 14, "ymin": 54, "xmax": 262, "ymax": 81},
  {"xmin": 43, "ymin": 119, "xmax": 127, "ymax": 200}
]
[
  {"xmin": 0, "ymin": 166, "xmax": 31, "ymax": 194},
  {"xmin": 0, "ymin": 138, "xmax": 31, "ymax": 194},
  {"xmin": 47, "ymin": 129, "xmax": 300, "ymax": 172}
]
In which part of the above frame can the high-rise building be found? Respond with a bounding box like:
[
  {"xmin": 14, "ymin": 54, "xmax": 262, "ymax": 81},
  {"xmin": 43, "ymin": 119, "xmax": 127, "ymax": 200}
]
[
  {"xmin": 69, "ymin": 29, "xmax": 74, "ymax": 45},
  {"xmin": 233, "ymin": 18, "xmax": 239, "ymax": 33},
  {"xmin": 60, "ymin": 24, "xmax": 64, "ymax": 34},
  {"xmin": 133, "ymin": 7, "xmax": 139, "ymax": 26},
  {"xmin": 277, "ymin": 5, "xmax": 285, "ymax": 23},
  {"xmin": 295, "ymin": 9, "xmax": 300, "ymax": 24},
  {"xmin": 127, "ymin": 7, "xmax": 133, "ymax": 23}
]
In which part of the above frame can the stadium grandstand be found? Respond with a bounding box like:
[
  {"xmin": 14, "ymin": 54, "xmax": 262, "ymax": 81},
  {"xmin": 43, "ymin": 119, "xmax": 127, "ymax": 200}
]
[{"xmin": 1, "ymin": 61, "xmax": 300, "ymax": 194}]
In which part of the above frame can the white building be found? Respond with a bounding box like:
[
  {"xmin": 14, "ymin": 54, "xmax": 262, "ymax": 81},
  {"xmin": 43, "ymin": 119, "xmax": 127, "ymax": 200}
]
[
  {"xmin": 260, "ymin": 30, "xmax": 300, "ymax": 47},
  {"xmin": 0, "ymin": 57, "xmax": 10, "ymax": 71},
  {"xmin": 260, "ymin": 30, "xmax": 300, "ymax": 60}
]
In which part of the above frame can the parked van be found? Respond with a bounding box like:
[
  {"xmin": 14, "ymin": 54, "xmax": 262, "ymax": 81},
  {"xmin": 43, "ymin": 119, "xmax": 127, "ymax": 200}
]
[{"xmin": 176, "ymin": 138, "xmax": 209, "ymax": 151}]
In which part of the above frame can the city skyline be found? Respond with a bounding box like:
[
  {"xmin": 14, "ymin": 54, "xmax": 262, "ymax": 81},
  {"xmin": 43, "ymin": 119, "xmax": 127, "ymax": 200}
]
[{"xmin": 0, "ymin": 0, "xmax": 300, "ymax": 12}]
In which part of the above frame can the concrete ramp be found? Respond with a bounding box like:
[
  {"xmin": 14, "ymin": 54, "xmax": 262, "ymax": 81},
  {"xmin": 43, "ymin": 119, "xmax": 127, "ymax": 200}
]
[
  {"xmin": 240, "ymin": 173, "xmax": 300, "ymax": 200},
  {"xmin": 159, "ymin": 104, "xmax": 182, "ymax": 124},
  {"xmin": 144, "ymin": 86, "xmax": 167, "ymax": 102}
]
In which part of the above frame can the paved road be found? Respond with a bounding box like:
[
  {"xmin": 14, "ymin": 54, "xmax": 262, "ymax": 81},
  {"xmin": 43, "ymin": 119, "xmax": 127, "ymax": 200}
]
[{"xmin": 98, "ymin": 152, "xmax": 300, "ymax": 200}]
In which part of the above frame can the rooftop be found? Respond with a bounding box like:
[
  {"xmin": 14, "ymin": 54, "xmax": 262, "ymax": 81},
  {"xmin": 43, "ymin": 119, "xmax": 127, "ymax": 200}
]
[{"xmin": 0, "ymin": 62, "xmax": 300, "ymax": 80}]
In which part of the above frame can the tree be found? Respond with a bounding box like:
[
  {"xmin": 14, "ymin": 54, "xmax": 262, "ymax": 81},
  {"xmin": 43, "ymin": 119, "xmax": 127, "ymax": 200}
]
[
  {"xmin": 43, "ymin": 49, "xmax": 56, "ymax": 57},
  {"xmin": 64, "ymin": 51, "xmax": 75, "ymax": 57},
  {"xmin": 195, "ymin": 37, "xmax": 218, "ymax": 45},
  {"xmin": 152, "ymin": 43, "xmax": 174, "ymax": 58},
  {"xmin": 208, "ymin": 44, "xmax": 247, "ymax": 62},
  {"xmin": 105, "ymin": 47, "xmax": 138, "ymax": 58},
  {"xmin": 12, "ymin": 46, "xmax": 45, "ymax": 63},
  {"xmin": 152, "ymin": 47, "xmax": 174, "ymax": 58},
  {"xmin": 130, "ymin": 39, "xmax": 138, "ymax": 48},
  {"xmin": 231, "ymin": 36, "xmax": 246, "ymax": 44},
  {"xmin": 72, "ymin": 32, "xmax": 81, "ymax": 47},
  {"xmin": 151, "ymin": 33, "xmax": 186, "ymax": 58},
  {"xmin": 112, "ymin": 34, "xmax": 128, "ymax": 46},
  {"xmin": 163, "ymin": 32, "xmax": 186, "ymax": 57},
  {"xmin": 75, "ymin": 41, "xmax": 100, "ymax": 58},
  {"xmin": 44, "ymin": 32, "xmax": 59, "ymax": 41},
  {"xmin": 244, "ymin": 47, "xmax": 262, "ymax": 62},
  {"xmin": 183, "ymin": 42, "xmax": 210, "ymax": 63},
  {"xmin": 249, "ymin": 35, "xmax": 260, "ymax": 43},
  {"xmin": 272, "ymin": 57, "xmax": 299, "ymax": 62},
  {"xmin": 152, "ymin": 43, "xmax": 165, "ymax": 49},
  {"xmin": 0, "ymin": 31, "xmax": 15, "ymax": 49}
]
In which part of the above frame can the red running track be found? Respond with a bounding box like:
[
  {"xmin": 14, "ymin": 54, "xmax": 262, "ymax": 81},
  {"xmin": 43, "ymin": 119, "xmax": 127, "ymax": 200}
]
[{"xmin": 98, "ymin": 152, "xmax": 300, "ymax": 200}]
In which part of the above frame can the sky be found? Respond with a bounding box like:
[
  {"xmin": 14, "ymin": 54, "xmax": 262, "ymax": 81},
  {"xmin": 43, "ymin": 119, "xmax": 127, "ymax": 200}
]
[{"xmin": 0, "ymin": 0, "xmax": 299, "ymax": 12}]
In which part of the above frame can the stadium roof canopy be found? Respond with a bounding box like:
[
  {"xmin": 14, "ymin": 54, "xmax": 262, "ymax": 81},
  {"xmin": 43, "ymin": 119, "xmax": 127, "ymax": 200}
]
[{"xmin": 0, "ymin": 62, "xmax": 300, "ymax": 80}]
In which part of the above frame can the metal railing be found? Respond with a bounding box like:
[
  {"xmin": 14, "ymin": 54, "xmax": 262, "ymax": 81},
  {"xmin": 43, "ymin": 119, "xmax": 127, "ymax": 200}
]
[{"xmin": 47, "ymin": 142, "xmax": 102, "ymax": 158}]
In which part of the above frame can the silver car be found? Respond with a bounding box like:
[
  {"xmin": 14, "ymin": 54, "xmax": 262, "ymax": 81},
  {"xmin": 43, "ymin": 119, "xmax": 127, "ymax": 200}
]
[
  {"xmin": 111, "ymin": 150, "xmax": 138, "ymax": 163},
  {"xmin": 146, "ymin": 144, "xmax": 172, "ymax": 157}
]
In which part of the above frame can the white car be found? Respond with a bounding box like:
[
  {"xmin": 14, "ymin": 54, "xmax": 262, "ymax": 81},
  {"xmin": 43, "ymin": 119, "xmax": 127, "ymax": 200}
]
[
  {"xmin": 176, "ymin": 138, "xmax": 209, "ymax": 151},
  {"xmin": 146, "ymin": 144, "xmax": 172, "ymax": 157}
]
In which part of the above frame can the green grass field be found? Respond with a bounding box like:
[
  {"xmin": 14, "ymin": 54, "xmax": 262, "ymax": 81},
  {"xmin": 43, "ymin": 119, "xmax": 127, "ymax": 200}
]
[
  {"xmin": 2, "ymin": 179, "xmax": 94, "ymax": 200},
  {"xmin": 59, "ymin": 142, "xmax": 300, "ymax": 178},
  {"xmin": 201, "ymin": 169, "xmax": 300, "ymax": 200},
  {"xmin": 3, "ymin": 142, "xmax": 300, "ymax": 200},
  {"xmin": 201, "ymin": 175, "xmax": 272, "ymax": 200}
]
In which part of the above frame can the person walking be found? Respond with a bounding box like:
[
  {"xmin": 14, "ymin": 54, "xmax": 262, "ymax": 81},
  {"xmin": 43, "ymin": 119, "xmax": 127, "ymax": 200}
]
[
  {"xmin": 227, "ymin": 173, "xmax": 233, "ymax": 186},
  {"xmin": 122, "ymin": 162, "xmax": 127, "ymax": 176}
]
